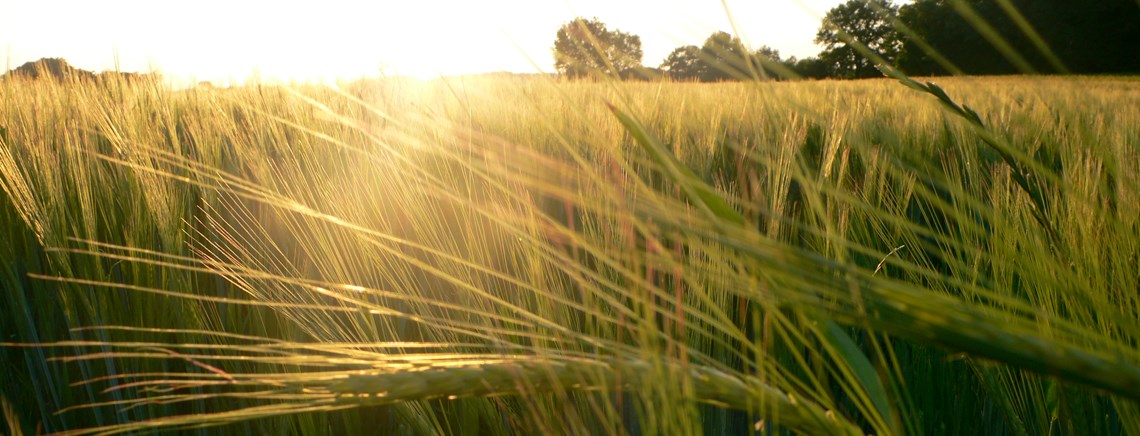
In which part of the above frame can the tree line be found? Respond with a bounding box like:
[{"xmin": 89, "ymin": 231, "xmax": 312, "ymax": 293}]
[
  {"xmin": 554, "ymin": 0, "xmax": 1140, "ymax": 81},
  {"xmin": 2, "ymin": 58, "xmax": 160, "ymax": 83}
]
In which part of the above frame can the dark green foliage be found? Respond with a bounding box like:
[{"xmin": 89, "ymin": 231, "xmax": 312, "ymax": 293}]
[
  {"xmin": 552, "ymin": 17, "xmax": 644, "ymax": 79},
  {"xmin": 660, "ymin": 32, "xmax": 787, "ymax": 81},
  {"xmin": 816, "ymin": 0, "xmax": 903, "ymax": 79},
  {"xmin": 789, "ymin": 57, "xmax": 833, "ymax": 79},
  {"xmin": 583, "ymin": 0, "xmax": 1138, "ymax": 83},
  {"xmin": 697, "ymin": 32, "xmax": 759, "ymax": 82},
  {"xmin": 896, "ymin": 0, "xmax": 1140, "ymax": 75},
  {"xmin": 660, "ymin": 45, "xmax": 704, "ymax": 81},
  {"xmin": 810, "ymin": 0, "xmax": 1140, "ymax": 79}
]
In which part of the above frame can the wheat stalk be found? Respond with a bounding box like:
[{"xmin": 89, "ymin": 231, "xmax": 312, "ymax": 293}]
[{"xmin": 329, "ymin": 357, "xmax": 864, "ymax": 436}]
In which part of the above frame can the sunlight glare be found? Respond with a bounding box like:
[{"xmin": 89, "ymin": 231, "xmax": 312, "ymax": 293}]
[{"xmin": 0, "ymin": 0, "xmax": 850, "ymax": 83}]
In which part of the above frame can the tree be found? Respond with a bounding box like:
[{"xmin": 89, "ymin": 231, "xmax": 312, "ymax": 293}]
[
  {"xmin": 791, "ymin": 57, "xmax": 832, "ymax": 79},
  {"xmin": 753, "ymin": 45, "xmax": 788, "ymax": 80},
  {"xmin": 895, "ymin": 0, "xmax": 957, "ymax": 75},
  {"xmin": 896, "ymin": 0, "xmax": 1140, "ymax": 76},
  {"xmin": 698, "ymin": 31, "xmax": 756, "ymax": 82},
  {"xmin": 660, "ymin": 45, "xmax": 704, "ymax": 81},
  {"xmin": 661, "ymin": 34, "xmax": 788, "ymax": 82},
  {"xmin": 553, "ymin": 17, "xmax": 643, "ymax": 79},
  {"xmin": 896, "ymin": 0, "xmax": 1008, "ymax": 75},
  {"xmin": 815, "ymin": 0, "xmax": 901, "ymax": 79},
  {"xmin": 664, "ymin": 32, "xmax": 782, "ymax": 82}
]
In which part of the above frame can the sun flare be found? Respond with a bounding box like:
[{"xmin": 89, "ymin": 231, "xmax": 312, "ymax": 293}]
[{"xmin": 1, "ymin": 0, "xmax": 848, "ymax": 83}]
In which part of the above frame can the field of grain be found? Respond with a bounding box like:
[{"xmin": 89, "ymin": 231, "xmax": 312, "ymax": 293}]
[{"xmin": 1, "ymin": 74, "xmax": 1138, "ymax": 435}]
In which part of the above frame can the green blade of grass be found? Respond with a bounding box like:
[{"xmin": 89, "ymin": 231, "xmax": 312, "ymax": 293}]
[{"xmin": 609, "ymin": 103, "xmax": 896, "ymax": 433}]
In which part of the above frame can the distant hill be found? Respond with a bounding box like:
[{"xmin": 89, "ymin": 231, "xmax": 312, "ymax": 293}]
[
  {"xmin": 6, "ymin": 58, "xmax": 95, "ymax": 80},
  {"xmin": 3, "ymin": 57, "xmax": 156, "ymax": 83}
]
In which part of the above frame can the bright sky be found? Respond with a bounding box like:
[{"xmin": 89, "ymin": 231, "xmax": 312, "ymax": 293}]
[{"xmin": 0, "ymin": 0, "xmax": 851, "ymax": 85}]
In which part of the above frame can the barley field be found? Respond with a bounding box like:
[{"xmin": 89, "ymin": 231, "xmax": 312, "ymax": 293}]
[{"xmin": 1, "ymin": 73, "xmax": 1138, "ymax": 434}]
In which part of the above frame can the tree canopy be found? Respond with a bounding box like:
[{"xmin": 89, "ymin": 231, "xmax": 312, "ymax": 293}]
[
  {"xmin": 896, "ymin": 0, "xmax": 1140, "ymax": 75},
  {"xmin": 553, "ymin": 17, "xmax": 643, "ymax": 79},
  {"xmin": 660, "ymin": 45, "xmax": 704, "ymax": 81},
  {"xmin": 815, "ymin": 0, "xmax": 901, "ymax": 79},
  {"xmin": 659, "ymin": 32, "xmax": 787, "ymax": 81},
  {"xmin": 556, "ymin": 1, "xmax": 1140, "ymax": 82}
]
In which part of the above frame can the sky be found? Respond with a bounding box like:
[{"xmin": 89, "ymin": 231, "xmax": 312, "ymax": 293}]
[{"xmin": 0, "ymin": 0, "xmax": 851, "ymax": 84}]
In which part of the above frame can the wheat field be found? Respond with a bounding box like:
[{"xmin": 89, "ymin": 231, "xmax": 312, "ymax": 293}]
[{"xmin": 1, "ymin": 73, "xmax": 1138, "ymax": 434}]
